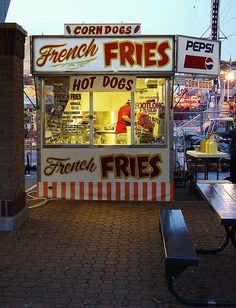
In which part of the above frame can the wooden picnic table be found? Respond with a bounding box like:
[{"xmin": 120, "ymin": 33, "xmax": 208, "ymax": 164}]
[{"xmin": 197, "ymin": 183, "xmax": 236, "ymax": 253}]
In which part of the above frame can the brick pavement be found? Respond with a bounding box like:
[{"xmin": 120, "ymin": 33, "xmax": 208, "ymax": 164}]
[{"xmin": 0, "ymin": 199, "xmax": 236, "ymax": 307}]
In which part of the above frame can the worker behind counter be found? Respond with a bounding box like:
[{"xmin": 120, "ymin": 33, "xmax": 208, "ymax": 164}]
[
  {"xmin": 135, "ymin": 108, "xmax": 154, "ymax": 143},
  {"xmin": 115, "ymin": 99, "xmax": 131, "ymax": 144}
]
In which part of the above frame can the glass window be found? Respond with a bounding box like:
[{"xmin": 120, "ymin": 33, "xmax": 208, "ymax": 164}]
[
  {"xmin": 93, "ymin": 92, "xmax": 131, "ymax": 145},
  {"xmin": 41, "ymin": 77, "xmax": 167, "ymax": 146},
  {"xmin": 135, "ymin": 78, "xmax": 166, "ymax": 144},
  {"xmin": 44, "ymin": 77, "xmax": 90, "ymax": 145}
]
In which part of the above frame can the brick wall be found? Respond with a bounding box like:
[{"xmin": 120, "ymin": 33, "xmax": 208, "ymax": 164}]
[{"xmin": 0, "ymin": 24, "xmax": 27, "ymax": 217}]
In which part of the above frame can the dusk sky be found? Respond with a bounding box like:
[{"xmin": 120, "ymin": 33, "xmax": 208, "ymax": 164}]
[{"xmin": 5, "ymin": 0, "xmax": 236, "ymax": 61}]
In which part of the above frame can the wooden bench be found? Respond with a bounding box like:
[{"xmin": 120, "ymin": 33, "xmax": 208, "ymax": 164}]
[
  {"xmin": 159, "ymin": 209, "xmax": 198, "ymax": 304},
  {"xmin": 197, "ymin": 180, "xmax": 232, "ymax": 184},
  {"xmin": 159, "ymin": 208, "xmax": 236, "ymax": 306}
]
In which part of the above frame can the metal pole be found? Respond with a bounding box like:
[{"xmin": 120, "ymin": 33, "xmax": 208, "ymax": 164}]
[
  {"xmin": 223, "ymin": 80, "xmax": 226, "ymax": 101},
  {"xmin": 227, "ymin": 80, "xmax": 230, "ymax": 101}
]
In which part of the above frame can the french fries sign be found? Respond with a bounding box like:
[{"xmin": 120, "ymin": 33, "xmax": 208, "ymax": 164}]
[{"xmin": 32, "ymin": 36, "xmax": 174, "ymax": 73}]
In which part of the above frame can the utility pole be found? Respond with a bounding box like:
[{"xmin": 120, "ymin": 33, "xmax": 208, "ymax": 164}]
[
  {"xmin": 210, "ymin": 0, "xmax": 220, "ymax": 40},
  {"xmin": 210, "ymin": 0, "xmax": 221, "ymax": 115}
]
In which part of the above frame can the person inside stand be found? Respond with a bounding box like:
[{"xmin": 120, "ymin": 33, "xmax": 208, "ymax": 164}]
[
  {"xmin": 227, "ymin": 113, "xmax": 236, "ymax": 183},
  {"xmin": 115, "ymin": 100, "xmax": 131, "ymax": 144},
  {"xmin": 136, "ymin": 107, "xmax": 154, "ymax": 143},
  {"xmin": 136, "ymin": 108, "xmax": 154, "ymax": 133}
]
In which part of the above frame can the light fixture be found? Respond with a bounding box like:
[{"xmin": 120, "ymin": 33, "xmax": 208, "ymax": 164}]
[{"xmin": 225, "ymin": 71, "xmax": 234, "ymax": 81}]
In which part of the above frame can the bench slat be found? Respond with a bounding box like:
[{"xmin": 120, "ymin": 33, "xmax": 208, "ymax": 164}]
[
  {"xmin": 159, "ymin": 209, "xmax": 198, "ymax": 266},
  {"xmin": 197, "ymin": 183, "xmax": 236, "ymax": 225}
]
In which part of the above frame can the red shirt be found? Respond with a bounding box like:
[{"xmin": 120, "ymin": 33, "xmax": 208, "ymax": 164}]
[{"xmin": 115, "ymin": 104, "xmax": 131, "ymax": 134}]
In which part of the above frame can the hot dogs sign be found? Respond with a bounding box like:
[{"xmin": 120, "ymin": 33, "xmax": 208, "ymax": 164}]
[{"xmin": 32, "ymin": 36, "xmax": 174, "ymax": 73}]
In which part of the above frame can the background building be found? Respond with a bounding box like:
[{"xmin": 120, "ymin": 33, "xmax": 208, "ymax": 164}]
[{"xmin": 0, "ymin": 0, "xmax": 10, "ymax": 22}]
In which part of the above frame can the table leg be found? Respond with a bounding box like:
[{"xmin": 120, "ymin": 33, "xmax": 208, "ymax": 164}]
[
  {"xmin": 217, "ymin": 158, "xmax": 219, "ymax": 180},
  {"xmin": 205, "ymin": 159, "xmax": 208, "ymax": 180},
  {"xmin": 230, "ymin": 226, "xmax": 236, "ymax": 247},
  {"xmin": 194, "ymin": 157, "xmax": 197, "ymax": 181}
]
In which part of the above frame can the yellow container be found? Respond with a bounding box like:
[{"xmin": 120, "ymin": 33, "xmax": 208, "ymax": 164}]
[
  {"xmin": 205, "ymin": 139, "xmax": 210, "ymax": 153},
  {"xmin": 209, "ymin": 138, "xmax": 218, "ymax": 154},
  {"xmin": 200, "ymin": 139, "xmax": 206, "ymax": 152}
]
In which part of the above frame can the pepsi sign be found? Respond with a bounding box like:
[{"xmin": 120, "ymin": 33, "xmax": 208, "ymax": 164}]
[{"xmin": 177, "ymin": 36, "xmax": 220, "ymax": 76}]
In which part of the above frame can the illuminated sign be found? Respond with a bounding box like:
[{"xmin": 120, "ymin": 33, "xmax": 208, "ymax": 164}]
[
  {"xmin": 70, "ymin": 75, "xmax": 136, "ymax": 92},
  {"xmin": 177, "ymin": 36, "xmax": 220, "ymax": 76},
  {"xmin": 32, "ymin": 36, "xmax": 174, "ymax": 74},
  {"xmin": 43, "ymin": 153, "xmax": 163, "ymax": 180},
  {"xmin": 185, "ymin": 79, "xmax": 212, "ymax": 89}
]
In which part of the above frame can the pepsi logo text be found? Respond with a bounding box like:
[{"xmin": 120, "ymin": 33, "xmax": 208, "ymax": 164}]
[{"xmin": 186, "ymin": 40, "xmax": 214, "ymax": 53}]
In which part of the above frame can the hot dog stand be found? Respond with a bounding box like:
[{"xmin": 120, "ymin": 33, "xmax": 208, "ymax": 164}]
[{"xmin": 31, "ymin": 30, "xmax": 220, "ymax": 202}]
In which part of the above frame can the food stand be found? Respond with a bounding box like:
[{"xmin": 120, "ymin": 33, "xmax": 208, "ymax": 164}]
[{"xmin": 31, "ymin": 31, "xmax": 220, "ymax": 202}]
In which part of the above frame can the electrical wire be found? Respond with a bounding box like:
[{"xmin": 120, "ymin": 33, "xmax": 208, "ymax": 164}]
[
  {"xmin": 25, "ymin": 184, "xmax": 57, "ymax": 209},
  {"xmin": 26, "ymin": 190, "xmax": 48, "ymax": 208},
  {"xmin": 221, "ymin": 0, "xmax": 234, "ymax": 23},
  {"xmin": 222, "ymin": 15, "xmax": 236, "ymax": 26},
  {"xmin": 187, "ymin": 0, "xmax": 200, "ymax": 34}
]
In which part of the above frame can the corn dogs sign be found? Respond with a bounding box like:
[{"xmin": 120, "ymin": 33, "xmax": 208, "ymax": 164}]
[
  {"xmin": 32, "ymin": 36, "xmax": 174, "ymax": 73},
  {"xmin": 64, "ymin": 23, "xmax": 141, "ymax": 36}
]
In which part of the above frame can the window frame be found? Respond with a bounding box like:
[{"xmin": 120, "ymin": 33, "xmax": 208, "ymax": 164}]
[{"xmin": 40, "ymin": 76, "xmax": 169, "ymax": 148}]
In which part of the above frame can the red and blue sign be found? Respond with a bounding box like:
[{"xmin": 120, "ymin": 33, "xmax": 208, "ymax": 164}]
[
  {"xmin": 184, "ymin": 55, "xmax": 214, "ymax": 70},
  {"xmin": 177, "ymin": 36, "xmax": 220, "ymax": 76}
]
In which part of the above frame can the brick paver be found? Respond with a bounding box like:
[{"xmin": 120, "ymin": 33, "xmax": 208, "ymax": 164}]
[{"xmin": 0, "ymin": 200, "xmax": 236, "ymax": 307}]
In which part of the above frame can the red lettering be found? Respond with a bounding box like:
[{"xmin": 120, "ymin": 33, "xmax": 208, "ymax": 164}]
[
  {"xmin": 118, "ymin": 78, "xmax": 126, "ymax": 90},
  {"xmin": 125, "ymin": 26, "xmax": 132, "ymax": 35},
  {"xmin": 144, "ymin": 42, "xmax": 157, "ymax": 67},
  {"xmin": 150, "ymin": 154, "xmax": 162, "ymax": 178},
  {"xmin": 103, "ymin": 40, "xmax": 171, "ymax": 68},
  {"xmin": 135, "ymin": 43, "xmax": 143, "ymax": 66},
  {"xmin": 36, "ymin": 40, "xmax": 98, "ymax": 67},
  {"xmin": 115, "ymin": 156, "xmax": 129, "ymax": 178},
  {"xmin": 157, "ymin": 41, "xmax": 170, "ymax": 67},
  {"xmin": 112, "ymin": 26, "xmax": 119, "ymax": 34},
  {"xmin": 125, "ymin": 79, "xmax": 134, "ymax": 91},
  {"xmin": 105, "ymin": 25, "xmax": 111, "ymax": 34},
  {"xmin": 100, "ymin": 156, "xmax": 114, "ymax": 179},
  {"xmin": 100, "ymin": 154, "xmax": 162, "ymax": 180},
  {"xmin": 128, "ymin": 156, "xmax": 136, "ymax": 177},
  {"xmin": 137, "ymin": 156, "xmax": 149, "ymax": 178},
  {"xmin": 84, "ymin": 38, "xmax": 98, "ymax": 57},
  {"xmin": 120, "ymin": 26, "xmax": 125, "ymax": 34},
  {"xmin": 104, "ymin": 42, "xmax": 118, "ymax": 66},
  {"xmin": 110, "ymin": 77, "xmax": 118, "ymax": 88},
  {"xmin": 96, "ymin": 26, "xmax": 103, "ymax": 34},
  {"xmin": 82, "ymin": 27, "xmax": 88, "ymax": 35},
  {"xmin": 119, "ymin": 42, "xmax": 135, "ymax": 66},
  {"xmin": 89, "ymin": 26, "xmax": 96, "ymax": 35},
  {"xmin": 103, "ymin": 76, "xmax": 110, "ymax": 87},
  {"xmin": 74, "ymin": 26, "xmax": 81, "ymax": 34}
]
